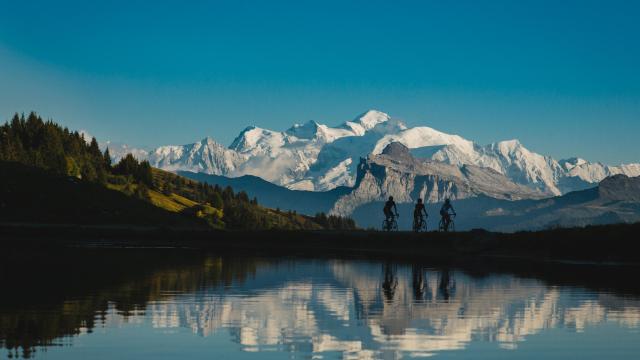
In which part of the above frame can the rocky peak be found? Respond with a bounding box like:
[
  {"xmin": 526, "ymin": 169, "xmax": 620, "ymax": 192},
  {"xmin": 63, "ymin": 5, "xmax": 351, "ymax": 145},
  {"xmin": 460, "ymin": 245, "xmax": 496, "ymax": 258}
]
[{"xmin": 381, "ymin": 142, "xmax": 412, "ymax": 160}]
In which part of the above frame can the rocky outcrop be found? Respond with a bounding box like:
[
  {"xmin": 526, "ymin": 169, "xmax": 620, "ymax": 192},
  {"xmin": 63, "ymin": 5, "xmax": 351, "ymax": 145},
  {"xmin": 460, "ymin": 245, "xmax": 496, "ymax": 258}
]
[
  {"xmin": 598, "ymin": 175, "xmax": 640, "ymax": 202},
  {"xmin": 330, "ymin": 143, "xmax": 544, "ymax": 216}
]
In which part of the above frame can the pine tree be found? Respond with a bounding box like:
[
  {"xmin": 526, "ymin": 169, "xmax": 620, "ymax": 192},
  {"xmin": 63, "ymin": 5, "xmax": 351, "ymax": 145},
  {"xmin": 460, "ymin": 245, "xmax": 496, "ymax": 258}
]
[
  {"xmin": 89, "ymin": 137, "xmax": 101, "ymax": 158},
  {"xmin": 211, "ymin": 192, "xmax": 224, "ymax": 209},
  {"xmin": 103, "ymin": 148, "xmax": 112, "ymax": 168},
  {"xmin": 137, "ymin": 160, "xmax": 153, "ymax": 187}
]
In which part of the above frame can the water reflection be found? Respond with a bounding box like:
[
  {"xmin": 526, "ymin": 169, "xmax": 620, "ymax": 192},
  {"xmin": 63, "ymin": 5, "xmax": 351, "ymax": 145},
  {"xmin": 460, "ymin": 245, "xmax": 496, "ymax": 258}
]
[{"xmin": 1, "ymin": 249, "xmax": 640, "ymax": 359}]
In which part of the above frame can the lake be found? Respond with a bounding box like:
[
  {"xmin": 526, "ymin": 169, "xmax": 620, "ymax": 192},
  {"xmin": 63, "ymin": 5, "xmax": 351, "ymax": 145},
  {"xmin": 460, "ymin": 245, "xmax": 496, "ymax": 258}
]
[{"xmin": 1, "ymin": 248, "xmax": 639, "ymax": 359}]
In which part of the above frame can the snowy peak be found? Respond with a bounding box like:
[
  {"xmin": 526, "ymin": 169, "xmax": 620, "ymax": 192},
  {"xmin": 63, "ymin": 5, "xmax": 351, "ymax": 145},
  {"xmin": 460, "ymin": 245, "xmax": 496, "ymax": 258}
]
[
  {"xmin": 106, "ymin": 110, "xmax": 639, "ymax": 197},
  {"xmin": 285, "ymin": 120, "xmax": 353, "ymax": 142},
  {"xmin": 373, "ymin": 126, "xmax": 474, "ymax": 155},
  {"xmin": 104, "ymin": 141, "xmax": 149, "ymax": 162},
  {"xmin": 341, "ymin": 110, "xmax": 393, "ymax": 135},
  {"xmin": 493, "ymin": 139, "xmax": 522, "ymax": 154},
  {"xmin": 148, "ymin": 137, "xmax": 243, "ymax": 175},
  {"xmin": 559, "ymin": 157, "xmax": 588, "ymax": 170},
  {"xmin": 229, "ymin": 126, "xmax": 286, "ymax": 155},
  {"xmin": 286, "ymin": 120, "xmax": 321, "ymax": 139},
  {"xmin": 229, "ymin": 125, "xmax": 258, "ymax": 151},
  {"xmin": 353, "ymin": 109, "xmax": 391, "ymax": 130}
]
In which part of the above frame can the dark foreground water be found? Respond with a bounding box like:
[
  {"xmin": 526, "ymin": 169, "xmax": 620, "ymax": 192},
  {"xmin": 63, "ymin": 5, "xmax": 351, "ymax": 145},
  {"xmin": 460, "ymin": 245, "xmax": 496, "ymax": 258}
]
[{"xmin": 1, "ymin": 249, "xmax": 640, "ymax": 359}]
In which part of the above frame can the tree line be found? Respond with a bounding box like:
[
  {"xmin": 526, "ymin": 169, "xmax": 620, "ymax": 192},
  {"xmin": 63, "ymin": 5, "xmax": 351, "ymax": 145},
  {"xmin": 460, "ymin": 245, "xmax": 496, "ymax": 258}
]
[
  {"xmin": 313, "ymin": 212, "xmax": 357, "ymax": 230},
  {"xmin": 0, "ymin": 112, "xmax": 112, "ymax": 182},
  {"xmin": 0, "ymin": 112, "xmax": 357, "ymax": 230}
]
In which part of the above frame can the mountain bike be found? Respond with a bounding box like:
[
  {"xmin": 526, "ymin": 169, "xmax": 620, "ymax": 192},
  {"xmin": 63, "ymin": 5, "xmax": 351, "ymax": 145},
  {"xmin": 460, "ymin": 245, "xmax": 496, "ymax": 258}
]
[
  {"xmin": 438, "ymin": 214, "xmax": 456, "ymax": 232},
  {"xmin": 413, "ymin": 215, "xmax": 427, "ymax": 232},
  {"xmin": 382, "ymin": 214, "xmax": 399, "ymax": 231}
]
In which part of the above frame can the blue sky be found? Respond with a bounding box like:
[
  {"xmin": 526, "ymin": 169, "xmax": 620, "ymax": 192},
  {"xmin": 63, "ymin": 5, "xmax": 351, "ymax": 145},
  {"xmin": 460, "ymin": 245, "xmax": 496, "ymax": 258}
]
[{"xmin": 0, "ymin": 0, "xmax": 638, "ymax": 163}]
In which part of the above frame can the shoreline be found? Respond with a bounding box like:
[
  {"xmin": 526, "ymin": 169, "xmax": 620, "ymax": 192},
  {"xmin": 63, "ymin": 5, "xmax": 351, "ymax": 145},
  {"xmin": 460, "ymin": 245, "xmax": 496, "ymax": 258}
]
[{"xmin": 2, "ymin": 222, "xmax": 640, "ymax": 265}]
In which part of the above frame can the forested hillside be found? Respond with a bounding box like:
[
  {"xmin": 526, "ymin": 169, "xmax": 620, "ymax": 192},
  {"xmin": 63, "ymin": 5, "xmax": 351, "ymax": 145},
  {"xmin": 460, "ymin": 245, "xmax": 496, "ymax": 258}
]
[{"xmin": 0, "ymin": 113, "xmax": 356, "ymax": 230}]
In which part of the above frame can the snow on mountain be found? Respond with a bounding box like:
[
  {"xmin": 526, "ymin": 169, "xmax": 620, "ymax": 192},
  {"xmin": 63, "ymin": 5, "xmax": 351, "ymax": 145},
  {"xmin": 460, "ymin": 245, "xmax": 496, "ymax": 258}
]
[
  {"xmin": 340, "ymin": 110, "xmax": 392, "ymax": 135},
  {"xmin": 427, "ymin": 139, "xmax": 640, "ymax": 195},
  {"xmin": 560, "ymin": 158, "xmax": 640, "ymax": 186},
  {"xmin": 106, "ymin": 110, "xmax": 640, "ymax": 197},
  {"xmin": 78, "ymin": 129, "xmax": 94, "ymax": 144},
  {"xmin": 330, "ymin": 142, "xmax": 545, "ymax": 216},
  {"xmin": 372, "ymin": 126, "xmax": 474, "ymax": 156},
  {"xmin": 306, "ymin": 115, "xmax": 407, "ymax": 190},
  {"xmin": 220, "ymin": 110, "xmax": 396, "ymax": 189},
  {"xmin": 227, "ymin": 125, "xmax": 325, "ymax": 187},
  {"xmin": 286, "ymin": 120, "xmax": 355, "ymax": 142},
  {"xmin": 148, "ymin": 137, "xmax": 243, "ymax": 175},
  {"xmin": 425, "ymin": 139, "xmax": 564, "ymax": 194},
  {"xmin": 104, "ymin": 141, "xmax": 149, "ymax": 162}
]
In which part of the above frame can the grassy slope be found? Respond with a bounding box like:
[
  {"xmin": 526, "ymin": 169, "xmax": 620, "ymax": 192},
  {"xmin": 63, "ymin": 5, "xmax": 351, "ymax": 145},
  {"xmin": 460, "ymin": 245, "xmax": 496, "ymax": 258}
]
[
  {"xmin": 0, "ymin": 161, "xmax": 208, "ymax": 228},
  {"xmin": 0, "ymin": 161, "xmax": 322, "ymax": 230},
  {"xmin": 150, "ymin": 168, "xmax": 323, "ymax": 230},
  {"xmin": 106, "ymin": 183, "xmax": 200, "ymax": 213}
]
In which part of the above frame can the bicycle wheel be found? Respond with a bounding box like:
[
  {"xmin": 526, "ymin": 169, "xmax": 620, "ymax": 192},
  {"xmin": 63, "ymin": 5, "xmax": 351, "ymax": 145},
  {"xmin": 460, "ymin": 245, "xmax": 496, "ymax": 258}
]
[
  {"xmin": 391, "ymin": 219, "xmax": 398, "ymax": 231},
  {"xmin": 382, "ymin": 220, "xmax": 388, "ymax": 231},
  {"xmin": 438, "ymin": 219, "xmax": 445, "ymax": 232},
  {"xmin": 449, "ymin": 221, "xmax": 455, "ymax": 232},
  {"xmin": 414, "ymin": 218, "xmax": 426, "ymax": 232}
]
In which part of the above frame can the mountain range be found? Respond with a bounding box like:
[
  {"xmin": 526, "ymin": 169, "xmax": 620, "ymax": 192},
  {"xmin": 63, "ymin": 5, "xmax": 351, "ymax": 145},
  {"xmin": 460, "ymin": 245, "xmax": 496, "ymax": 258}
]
[
  {"xmin": 347, "ymin": 149, "xmax": 640, "ymax": 232},
  {"xmin": 104, "ymin": 110, "xmax": 640, "ymax": 230},
  {"xmin": 182, "ymin": 143, "xmax": 640, "ymax": 232},
  {"xmin": 108, "ymin": 110, "xmax": 640, "ymax": 196}
]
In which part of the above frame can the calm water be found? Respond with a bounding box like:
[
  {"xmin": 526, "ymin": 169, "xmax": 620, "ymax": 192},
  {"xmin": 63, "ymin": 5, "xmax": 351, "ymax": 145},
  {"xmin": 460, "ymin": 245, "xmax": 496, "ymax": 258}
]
[{"xmin": 1, "ymin": 249, "xmax": 640, "ymax": 359}]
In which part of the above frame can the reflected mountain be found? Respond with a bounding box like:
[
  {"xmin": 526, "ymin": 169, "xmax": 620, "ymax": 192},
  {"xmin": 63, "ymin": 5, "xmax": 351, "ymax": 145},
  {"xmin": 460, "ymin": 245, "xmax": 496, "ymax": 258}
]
[{"xmin": 1, "ymin": 249, "xmax": 640, "ymax": 359}]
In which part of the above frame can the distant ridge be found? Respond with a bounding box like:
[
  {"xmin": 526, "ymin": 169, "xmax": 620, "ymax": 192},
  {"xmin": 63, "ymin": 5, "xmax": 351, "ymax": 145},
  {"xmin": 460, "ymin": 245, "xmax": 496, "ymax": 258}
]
[
  {"xmin": 107, "ymin": 110, "xmax": 640, "ymax": 196},
  {"xmin": 350, "ymin": 174, "xmax": 640, "ymax": 232},
  {"xmin": 178, "ymin": 171, "xmax": 350, "ymax": 216}
]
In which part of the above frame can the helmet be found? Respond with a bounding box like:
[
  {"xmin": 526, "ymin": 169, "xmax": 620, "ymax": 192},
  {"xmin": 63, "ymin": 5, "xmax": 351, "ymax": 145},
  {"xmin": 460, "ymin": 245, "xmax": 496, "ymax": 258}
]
[
  {"xmin": 389, "ymin": 196, "xmax": 394, "ymax": 201},
  {"xmin": 444, "ymin": 198, "xmax": 450, "ymax": 204},
  {"xmin": 417, "ymin": 198, "xmax": 423, "ymax": 203}
]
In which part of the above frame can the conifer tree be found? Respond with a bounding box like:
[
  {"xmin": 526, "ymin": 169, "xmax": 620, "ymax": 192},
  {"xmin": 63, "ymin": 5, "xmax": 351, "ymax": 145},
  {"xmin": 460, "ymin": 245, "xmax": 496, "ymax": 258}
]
[
  {"xmin": 103, "ymin": 148, "xmax": 112, "ymax": 168},
  {"xmin": 211, "ymin": 192, "xmax": 224, "ymax": 209}
]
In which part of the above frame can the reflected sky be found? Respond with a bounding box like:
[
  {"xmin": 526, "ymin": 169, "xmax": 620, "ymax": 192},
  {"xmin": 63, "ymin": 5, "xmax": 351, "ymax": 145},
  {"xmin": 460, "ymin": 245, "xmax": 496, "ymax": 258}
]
[{"xmin": 2, "ymin": 255, "xmax": 640, "ymax": 359}]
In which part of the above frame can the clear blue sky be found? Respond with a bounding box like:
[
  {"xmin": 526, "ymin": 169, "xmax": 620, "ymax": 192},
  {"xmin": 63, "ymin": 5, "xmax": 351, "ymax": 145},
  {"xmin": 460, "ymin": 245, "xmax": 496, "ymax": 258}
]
[{"xmin": 1, "ymin": 0, "xmax": 638, "ymax": 164}]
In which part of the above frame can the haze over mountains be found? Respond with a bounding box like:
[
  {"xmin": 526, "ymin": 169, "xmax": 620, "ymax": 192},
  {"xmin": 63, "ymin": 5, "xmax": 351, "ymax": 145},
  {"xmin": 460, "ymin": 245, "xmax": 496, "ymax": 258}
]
[{"xmin": 108, "ymin": 110, "xmax": 640, "ymax": 197}]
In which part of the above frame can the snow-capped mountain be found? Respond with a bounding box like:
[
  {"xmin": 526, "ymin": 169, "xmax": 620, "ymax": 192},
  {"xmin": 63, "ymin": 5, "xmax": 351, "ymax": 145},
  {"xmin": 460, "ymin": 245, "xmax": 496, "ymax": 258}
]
[
  {"xmin": 108, "ymin": 110, "xmax": 640, "ymax": 197},
  {"xmin": 230, "ymin": 111, "xmax": 394, "ymax": 187},
  {"xmin": 104, "ymin": 141, "xmax": 149, "ymax": 162},
  {"xmin": 426, "ymin": 139, "xmax": 640, "ymax": 195},
  {"xmin": 148, "ymin": 137, "xmax": 243, "ymax": 175},
  {"xmin": 330, "ymin": 142, "xmax": 546, "ymax": 216}
]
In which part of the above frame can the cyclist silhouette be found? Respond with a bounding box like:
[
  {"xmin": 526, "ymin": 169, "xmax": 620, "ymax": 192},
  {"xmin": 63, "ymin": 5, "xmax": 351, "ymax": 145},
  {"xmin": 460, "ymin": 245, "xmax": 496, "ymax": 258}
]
[
  {"xmin": 439, "ymin": 198, "xmax": 456, "ymax": 231},
  {"xmin": 413, "ymin": 198, "xmax": 428, "ymax": 231},
  {"xmin": 383, "ymin": 196, "xmax": 398, "ymax": 222}
]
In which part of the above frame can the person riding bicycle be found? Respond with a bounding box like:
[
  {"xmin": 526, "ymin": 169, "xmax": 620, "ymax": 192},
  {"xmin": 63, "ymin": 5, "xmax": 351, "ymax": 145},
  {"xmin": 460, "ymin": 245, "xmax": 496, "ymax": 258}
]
[
  {"xmin": 439, "ymin": 198, "xmax": 456, "ymax": 231},
  {"xmin": 413, "ymin": 198, "xmax": 428, "ymax": 229},
  {"xmin": 383, "ymin": 196, "xmax": 398, "ymax": 223}
]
